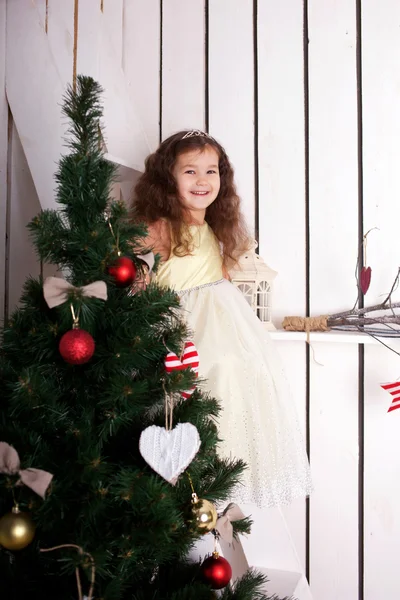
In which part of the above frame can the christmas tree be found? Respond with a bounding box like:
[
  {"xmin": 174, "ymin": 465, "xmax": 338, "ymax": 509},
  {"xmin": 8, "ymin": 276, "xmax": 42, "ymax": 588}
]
[{"xmin": 0, "ymin": 76, "xmax": 280, "ymax": 599}]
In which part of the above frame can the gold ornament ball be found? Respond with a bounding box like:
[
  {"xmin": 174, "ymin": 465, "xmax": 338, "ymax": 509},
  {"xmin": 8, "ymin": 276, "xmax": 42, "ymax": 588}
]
[
  {"xmin": 0, "ymin": 506, "xmax": 36, "ymax": 550},
  {"xmin": 192, "ymin": 498, "xmax": 217, "ymax": 533}
]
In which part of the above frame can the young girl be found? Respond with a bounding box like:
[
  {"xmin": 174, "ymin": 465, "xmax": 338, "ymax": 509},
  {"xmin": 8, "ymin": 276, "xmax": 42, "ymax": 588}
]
[{"xmin": 132, "ymin": 129, "xmax": 312, "ymax": 509}]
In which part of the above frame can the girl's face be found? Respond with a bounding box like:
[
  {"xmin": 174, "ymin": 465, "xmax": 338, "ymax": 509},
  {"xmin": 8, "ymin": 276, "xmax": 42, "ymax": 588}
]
[{"xmin": 172, "ymin": 146, "xmax": 220, "ymax": 224}]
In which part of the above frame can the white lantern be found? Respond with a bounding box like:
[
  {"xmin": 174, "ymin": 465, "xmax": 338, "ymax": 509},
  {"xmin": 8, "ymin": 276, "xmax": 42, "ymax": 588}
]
[{"xmin": 229, "ymin": 241, "xmax": 278, "ymax": 330}]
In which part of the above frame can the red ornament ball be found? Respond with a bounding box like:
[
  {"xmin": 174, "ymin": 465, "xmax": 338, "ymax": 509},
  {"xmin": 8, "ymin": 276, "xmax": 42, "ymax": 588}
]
[
  {"xmin": 201, "ymin": 554, "xmax": 232, "ymax": 590},
  {"xmin": 59, "ymin": 328, "xmax": 95, "ymax": 365},
  {"xmin": 108, "ymin": 256, "xmax": 137, "ymax": 288}
]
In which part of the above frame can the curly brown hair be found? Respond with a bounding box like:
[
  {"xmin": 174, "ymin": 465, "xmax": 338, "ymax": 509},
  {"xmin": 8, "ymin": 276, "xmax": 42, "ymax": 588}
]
[{"xmin": 130, "ymin": 130, "xmax": 251, "ymax": 268}]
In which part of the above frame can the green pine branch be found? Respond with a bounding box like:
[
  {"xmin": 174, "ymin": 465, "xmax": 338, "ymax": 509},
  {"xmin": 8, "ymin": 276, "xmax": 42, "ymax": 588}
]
[{"xmin": 0, "ymin": 76, "xmax": 286, "ymax": 600}]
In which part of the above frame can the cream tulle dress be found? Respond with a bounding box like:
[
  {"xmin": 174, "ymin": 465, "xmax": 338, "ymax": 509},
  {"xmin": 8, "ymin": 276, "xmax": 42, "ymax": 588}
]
[{"xmin": 154, "ymin": 222, "xmax": 312, "ymax": 509}]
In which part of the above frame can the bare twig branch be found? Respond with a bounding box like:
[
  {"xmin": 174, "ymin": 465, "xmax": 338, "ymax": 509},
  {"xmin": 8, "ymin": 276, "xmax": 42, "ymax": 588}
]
[
  {"xmin": 329, "ymin": 315, "xmax": 400, "ymax": 327},
  {"xmin": 354, "ymin": 326, "xmax": 400, "ymax": 358},
  {"xmin": 329, "ymin": 301, "xmax": 400, "ymax": 319},
  {"xmin": 381, "ymin": 267, "xmax": 400, "ymax": 306}
]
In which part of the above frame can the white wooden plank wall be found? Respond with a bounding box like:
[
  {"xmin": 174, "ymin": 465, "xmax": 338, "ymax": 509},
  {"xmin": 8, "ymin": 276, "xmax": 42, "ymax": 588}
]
[
  {"xmin": 208, "ymin": 0, "xmax": 255, "ymax": 231},
  {"xmin": 7, "ymin": 124, "xmax": 43, "ymax": 312},
  {"xmin": 362, "ymin": 2, "xmax": 400, "ymax": 599},
  {"xmin": 76, "ymin": 0, "xmax": 100, "ymax": 83},
  {"xmin": 46, "ymin": 0, "xmax": 75, "ymax": 87},
  {"xmin": 123, "ymin": 0, "xmax": 160, "ymax": 151},
  {"xmin": 310, "ymin": 344, "xmax": 359, "ymax": 599},
  {"xmin": 363, "ymin": 343, "xmax": 400, "ymax": 600},
  {"xmin": 103, "ymin": 0, "xmax": 124, "ymax": 63},
  {"xmin": 161, "ymin": 0, "xmax": 206, "ymax": 138},
  {"xmin": 2, "ymin": 1, "xmax": 400, "ymax": 599},
  {"xmin": 5, "ymin": 0, "xmax": 69, "ymax": 212},
  {"xmin": 257, "ymin": 1, "xmax": 307, "ymax": 569},
  {"xmin": 308, "ymin": 1, "xmax": 360, "ymax": 598}
]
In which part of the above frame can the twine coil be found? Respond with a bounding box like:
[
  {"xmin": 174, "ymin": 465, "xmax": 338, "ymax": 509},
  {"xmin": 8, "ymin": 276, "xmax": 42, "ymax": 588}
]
[{"xmin": 282, "ymin": 316, "xmax": 330, "ymax": 337}]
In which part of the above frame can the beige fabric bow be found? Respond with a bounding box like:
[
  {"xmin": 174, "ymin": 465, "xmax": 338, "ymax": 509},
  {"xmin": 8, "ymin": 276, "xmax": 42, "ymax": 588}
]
[
  {"xmin": 215, "ymin": 503, "xmax": 246, "ymax": 544},
  {"xmin": 43, "ymin": 277, "xmax": 108, "ymax": 309},
  {"xmin": 0, "ymin": 442, "xmax": 53, "ymax": 499}
]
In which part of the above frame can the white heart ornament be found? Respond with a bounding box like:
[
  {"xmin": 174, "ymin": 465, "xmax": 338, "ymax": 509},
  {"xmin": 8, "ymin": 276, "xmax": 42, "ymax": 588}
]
[{"xmin": 139, "ymin": 423, "xmax": 201, "ymax": 485}]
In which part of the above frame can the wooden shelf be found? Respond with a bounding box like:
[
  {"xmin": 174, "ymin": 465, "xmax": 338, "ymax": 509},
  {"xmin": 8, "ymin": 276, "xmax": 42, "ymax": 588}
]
[{"xmin": 269, "ymin": 329, "xmax": 400, "ymax": 345}]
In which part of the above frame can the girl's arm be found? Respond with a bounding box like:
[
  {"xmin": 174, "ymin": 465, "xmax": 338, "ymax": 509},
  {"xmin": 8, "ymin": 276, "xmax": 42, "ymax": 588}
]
[
  {"xmin": 144, "ymin": 219, "xmax": 171, "ymax": 262},
  {"xmin": 134, "ymin": 220, "xmax": 171, "ymax": 290},
  {"xmin": 222, "ymin": 264, "xmax": 231, "ymax": 281}
]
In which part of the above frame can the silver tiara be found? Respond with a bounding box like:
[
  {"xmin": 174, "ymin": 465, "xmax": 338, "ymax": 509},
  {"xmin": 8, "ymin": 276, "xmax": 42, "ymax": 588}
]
[{"xmin": 181, "ymin": 130, "xmax": 212, "ymax": 140}]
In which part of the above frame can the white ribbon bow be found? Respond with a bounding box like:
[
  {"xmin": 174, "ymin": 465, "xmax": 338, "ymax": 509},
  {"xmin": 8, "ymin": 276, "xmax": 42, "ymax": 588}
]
[
  {"xmin": 43, "ymin": 277, "xmax": 108, "ymax": 309},
  {"xmin": 215, "ymin": 503, "xmax": 246, "ymax": 544}
]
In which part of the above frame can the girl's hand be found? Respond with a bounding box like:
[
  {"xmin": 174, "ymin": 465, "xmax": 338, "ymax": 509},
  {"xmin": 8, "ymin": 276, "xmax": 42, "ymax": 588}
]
[{"xmin": 132, "ymin": 268, "xmax": 151, "ymax": 292}]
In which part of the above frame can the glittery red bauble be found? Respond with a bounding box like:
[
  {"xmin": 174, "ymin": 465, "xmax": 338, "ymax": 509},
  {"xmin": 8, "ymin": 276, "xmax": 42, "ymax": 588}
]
[
  {"xmin": 201, "ymin": 554, "xmax": 232, "ymax": 590},
  {"xmin": 59, "ymin": 329, "xmax": 95, "ymax": 365},
  {"xmin": 108, "ymin": 257, "xmax": 137, "ymax": 287}
]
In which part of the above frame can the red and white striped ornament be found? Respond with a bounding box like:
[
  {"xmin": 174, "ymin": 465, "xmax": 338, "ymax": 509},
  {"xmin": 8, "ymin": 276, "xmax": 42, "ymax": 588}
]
[
  {"xmin": 165, "ymin": 341, "xmax": 199, "ymax": 398},
  {"xmin": 381, "ymin": 380, "xmax": 400, "ymax": 413}
]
